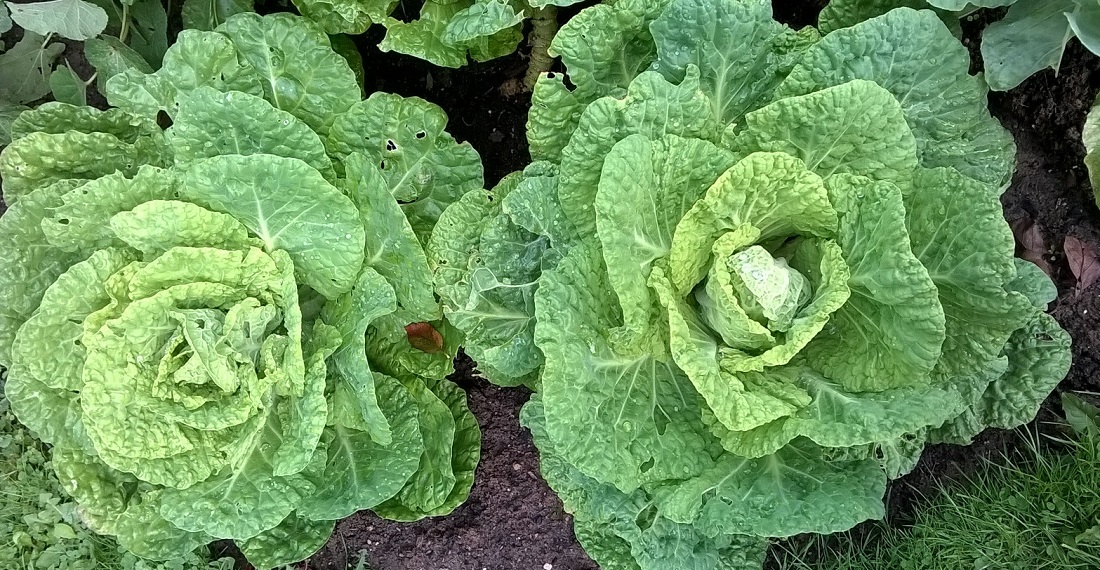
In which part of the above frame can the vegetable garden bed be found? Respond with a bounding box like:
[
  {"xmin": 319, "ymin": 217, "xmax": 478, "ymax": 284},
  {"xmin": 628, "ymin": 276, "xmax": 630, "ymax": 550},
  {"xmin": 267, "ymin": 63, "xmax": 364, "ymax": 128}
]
[
  {"xmin": 0, "ymin": 0, "xmax": 1097, "ymax": 569},
  {"xmin": 310, "ymin": 6, "xmax": 1100, "ymax": 569}
]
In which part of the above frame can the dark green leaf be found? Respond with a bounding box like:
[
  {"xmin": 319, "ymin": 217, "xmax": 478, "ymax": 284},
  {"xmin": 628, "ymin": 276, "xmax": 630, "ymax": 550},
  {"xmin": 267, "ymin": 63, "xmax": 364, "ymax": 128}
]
[
  {"xmin": 180, "ymin": 0, "xmax": 254, "ymax": 31},
  {"xmin": 329, "ymin": 33, "xmax": 365, "ymax": 95},
  {"xmin": 1, "ymin": 3, "xmax": 12, "ymax": 34},
  {"xmin": 7, "ymin": 0, "xmax": 108, "ymax": 40},
  {"xmin": 126, "ymin": 0, "xmax": 168, "ymax": 67},
  {"xmin": 48, "ymin": 63, "xmax": 86, "ymax": 105},
  {"xmin": 0, "ymin": 100, "xmax": 29, "ymax": 146},
  {"xmin": 0, "ymin": 33, "xmax": 65, "ymax": 104},
  {"xmin": 84, "ymin": 36, "xmax": 152, "ymax": 92}
]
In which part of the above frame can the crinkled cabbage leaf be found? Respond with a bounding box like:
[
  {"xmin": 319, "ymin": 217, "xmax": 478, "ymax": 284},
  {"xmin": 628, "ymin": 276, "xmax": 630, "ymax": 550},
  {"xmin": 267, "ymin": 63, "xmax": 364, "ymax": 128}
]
[{"xmin": 0, "ymin": 12, "xmax": 481, "ymax": 570}]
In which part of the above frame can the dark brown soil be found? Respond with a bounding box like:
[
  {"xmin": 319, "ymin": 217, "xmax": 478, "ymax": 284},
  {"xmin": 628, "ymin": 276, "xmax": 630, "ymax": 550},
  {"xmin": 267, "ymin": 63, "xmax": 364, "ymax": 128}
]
[
  {"xmin": 306, "ymin": 358, "xmax": 598, "ymax": 570},
  {"xmin": 994, "ymin": 39, "xmax": 1100, "ymax": 396},
  {"xmin": 319, "ymin": 35, "xmax": 601, "ymax": 570}
]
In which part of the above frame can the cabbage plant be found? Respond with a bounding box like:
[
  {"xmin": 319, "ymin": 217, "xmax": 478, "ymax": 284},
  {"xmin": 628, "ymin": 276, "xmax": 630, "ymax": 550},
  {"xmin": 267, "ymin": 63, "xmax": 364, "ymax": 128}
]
[
  {"xmin": 432, "ymin": 0, "xmax": 1072, "ymax": 566},
  {"xmin": 0, "ymin": 12, "xmax": 481, "ymax": 569},
  {"xmin": 292, "ymin": 0, "xmax": 572, "ymax": 83},
  {"xmin": 821, "ymin": 0, "xmax": 1100, "ymax": 91}
]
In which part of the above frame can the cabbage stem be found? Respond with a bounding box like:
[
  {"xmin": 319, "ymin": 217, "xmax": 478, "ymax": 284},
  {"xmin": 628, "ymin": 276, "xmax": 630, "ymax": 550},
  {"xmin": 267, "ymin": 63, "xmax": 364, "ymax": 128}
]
[{"xmin": 524, "ymin": 6, "xmax": 557, "ymax": 91}]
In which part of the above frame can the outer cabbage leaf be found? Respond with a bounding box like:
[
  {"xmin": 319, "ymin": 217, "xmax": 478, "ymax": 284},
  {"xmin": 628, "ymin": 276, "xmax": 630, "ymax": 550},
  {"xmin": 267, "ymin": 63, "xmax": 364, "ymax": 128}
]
[
  {"xmin": 342, "ymin": 154, "xmax": 441, "ymax": 322},
  {"xmin": 295, "ymin": 371, "xmax": 424, "ymax": 520},
  {"xmin": 428, "ymin": 174, "xmax": 546, "ymax": 386},
  {"xmin": 731, "ymin": 80, "xmax": 919, "ymax": 189},
  {"xmin": 318, "ymin": 267, "xmax": 399, "ymax": 447},
  {"xmin": 548, "ymin": 0, "xmax": 665, "ymax": 99},
  {"xmin": 817, "ymin": 0, "xmax": 962, "ymax": 36},
  {"xmin": 377, "ymin": 0, "xmax": 522, "ymax": 68},
  {"xmin": 179, "ymin": 154, "xmax": 366, "ymax": 299},
  {"xmin": 0, "ymin": 104, "xmax": 168, "ymax": 205},
  {"xmin": 181, "ymin": 0, "xmax": 255, "ymax": 31},
  {"xmin": 8, "ymin": 102, "xmax": 160, "ymax": 141},
  {"xmin": 106, "ymin": 29, "xmax": 264, "ymax": 117},
  {"xmin": 527, "ymin": 73, "xmax": 585, "ymax": 163},
  {"xmin": 649, "ymin": 0, "xmax": 799, "ymax": 125},
  {"xmin": 981, "ymin": 0, "xmax": 1078, "ymax": 91},
  {"xmin": 372, "ymin": 375, "xmax": 479, "ymax": 520},
  {"xmin": 502, "ymin": 162, "xmax": 578, "ymax": 249},
  {"xmin": 1087, "ymin": 97, "xmax": 1100, "ymax": 203},
  {"xmin": 658, "ymin": 439, "xmax": 886, "ymax": 537},
  {"xmin": 291, "ymin": 0, "xmax": 394, "ymax": 35},
  {"xmin": 535, "ymin": 243, "xmax": 716, "ymax": 493},
  {"xmin": 819, "ymin": 0, "xmax": 929, "ymax": 35},
  {"xmin": 108, "ymin": 13, "xmax": 359, "ymax": 136},
  {"xmin": 169, "ymin": 86, "xmax": 336, "ymax": 181},
  {"xmin": 216, "ymin": 12, "xmax": 359, "ymax": 136},
  {"xmin": 443, "ymin": 0, "xmax": 525, "ymax": 48},
  {"xmin": 239, "ymin": 514, "xmax": 335, "ymax": 570},
  {"xmin": 933, "ymin": 312, "xmax": 1072, "ymax": 444},
  {"xmin": 0, "ymin": 183, "xmax": 84, "ymax": 367},
  {"xmin": 40, "ymin": 166, "xmax": 180, "ymax": 253},
  {"xmin": 6, "ymin": 249, "xmax": 135, "ymax": 452},
  {"xmin": 0, "ymin": 101, "xmax": 29, "ymax": 146},
  {"xmin": 522, "ymin": 398, "xmax": 768, "ymax": 570},
  {"xmin": 776, "ymin": 7, "xmax": 1015, "ymax": 187},
  {"xmin": 112, "ymin": 492, "xmax": 215, "ymax": 560},
  {"xmin": 327, "ymin": 93, "xmax": 484, "ymax": 243},
  {"xmin": 927, "ymin": 0, "xmax": 1016, "ymax": 8},
  {"xmin": 558, "ymin": 69, "xmax": 717, "ymax": 235}
]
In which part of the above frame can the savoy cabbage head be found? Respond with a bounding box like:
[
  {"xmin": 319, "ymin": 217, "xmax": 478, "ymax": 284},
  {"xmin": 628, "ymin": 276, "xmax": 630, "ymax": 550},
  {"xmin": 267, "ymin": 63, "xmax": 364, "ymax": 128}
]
[
  {"xmin": 431, "ymin": 0, "xmax": 1072, "ymax": 566},
  {"xmin": 0, "ymin": 12, "xmax": 481, "ymax": 569}
]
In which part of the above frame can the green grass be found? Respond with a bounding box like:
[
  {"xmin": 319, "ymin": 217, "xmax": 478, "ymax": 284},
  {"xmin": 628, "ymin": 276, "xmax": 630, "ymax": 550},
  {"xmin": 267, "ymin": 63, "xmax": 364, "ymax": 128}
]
[
  {"xmin": 0, "ymin": 379, "xmax": 233, "ymax": 570},
  {"xmin": 780, "ymin": 405, "xmax": 1100, "ymax": 570}
]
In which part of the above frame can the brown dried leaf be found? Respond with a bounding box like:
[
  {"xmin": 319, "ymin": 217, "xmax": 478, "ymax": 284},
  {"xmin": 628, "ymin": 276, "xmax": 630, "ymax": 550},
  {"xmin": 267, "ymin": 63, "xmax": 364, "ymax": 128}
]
[
  {"xmin": 1010, "ymin": 217, "xmax": 1053, "ymax": 276},
  {"xmin": 1065, "ymin": 235, "xmax": 1100, "ymax": 296},
  {"xmin": 405, "ymin": 322, "xmax": 443, "ymax": 353},
  {"xmin": 1011, "ymin": 217, "xmax": 1047, "ymax": 253}
]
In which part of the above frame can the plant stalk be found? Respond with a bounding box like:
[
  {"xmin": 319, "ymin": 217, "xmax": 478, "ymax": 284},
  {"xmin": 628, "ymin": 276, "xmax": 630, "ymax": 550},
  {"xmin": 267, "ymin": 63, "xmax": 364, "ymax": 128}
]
[{"xmin": 523, "ymin": 6, "xmax": 558, "ymax": 91}]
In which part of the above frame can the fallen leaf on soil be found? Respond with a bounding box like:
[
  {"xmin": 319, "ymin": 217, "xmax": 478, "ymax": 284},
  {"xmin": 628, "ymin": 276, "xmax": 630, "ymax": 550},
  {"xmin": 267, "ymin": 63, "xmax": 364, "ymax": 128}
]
[
  {"xmin": 1010, "ymin": 217, "xmax": 1053, "ymax": 276},
  {"xmin": 405, "ymin": 322, "xmax": 444, "ymax": 353},
  {"xmin": 1065, "ymin": 235, "xmax": 1100, "ymax": 296}
]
